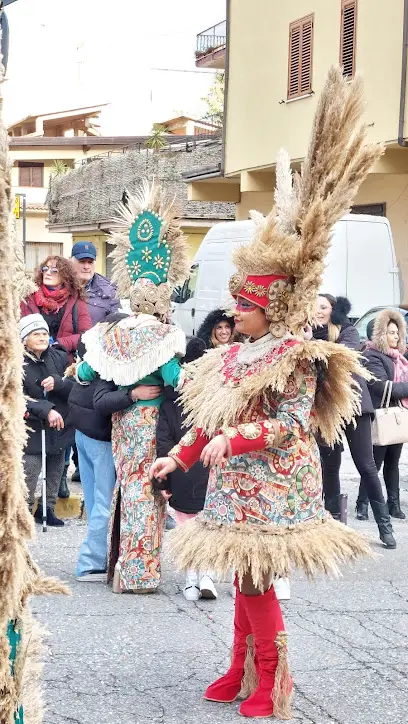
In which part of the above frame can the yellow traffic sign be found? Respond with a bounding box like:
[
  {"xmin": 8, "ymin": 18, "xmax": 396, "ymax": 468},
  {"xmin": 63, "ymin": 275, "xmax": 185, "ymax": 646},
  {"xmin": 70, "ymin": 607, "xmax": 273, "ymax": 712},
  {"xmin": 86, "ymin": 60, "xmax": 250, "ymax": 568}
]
[{"xmin": 13, "ymin": 195, "xmax": 20, "ymax": 219}]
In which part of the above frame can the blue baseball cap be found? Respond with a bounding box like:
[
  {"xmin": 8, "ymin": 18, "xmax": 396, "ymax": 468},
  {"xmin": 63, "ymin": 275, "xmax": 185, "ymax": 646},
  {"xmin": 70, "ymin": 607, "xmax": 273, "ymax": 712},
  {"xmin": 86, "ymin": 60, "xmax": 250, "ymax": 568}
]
[{"xmin": 71, "ymin": 241, "xmax": 97, "ymax": 260}]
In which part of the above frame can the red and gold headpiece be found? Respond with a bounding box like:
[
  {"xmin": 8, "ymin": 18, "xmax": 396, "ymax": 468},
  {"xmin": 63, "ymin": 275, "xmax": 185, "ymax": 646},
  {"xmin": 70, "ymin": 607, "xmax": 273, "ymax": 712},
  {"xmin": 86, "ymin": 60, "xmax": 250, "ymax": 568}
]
[{"xmin": 229, "ymin": 271, "xmax": 293, "ymax": 339}]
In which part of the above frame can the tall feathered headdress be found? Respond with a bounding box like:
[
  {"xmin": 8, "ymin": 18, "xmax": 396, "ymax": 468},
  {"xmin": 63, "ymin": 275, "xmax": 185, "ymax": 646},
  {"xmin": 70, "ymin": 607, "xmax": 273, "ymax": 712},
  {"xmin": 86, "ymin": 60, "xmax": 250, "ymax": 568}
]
[
  {"xmin": 108, "ymin": 180, "xmax": 190, "ymax": 317},
  {"xmin": 229, "ymin": 66, "xmax": 384, "ymax": 336}
]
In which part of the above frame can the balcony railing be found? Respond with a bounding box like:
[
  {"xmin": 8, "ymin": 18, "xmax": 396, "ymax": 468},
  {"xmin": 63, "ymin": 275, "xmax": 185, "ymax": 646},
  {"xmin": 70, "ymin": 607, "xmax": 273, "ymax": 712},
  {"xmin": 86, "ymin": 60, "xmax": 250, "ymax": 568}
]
[{"xmin": 196, "ymin": 20, "xmax": 226, "ymax": 57}]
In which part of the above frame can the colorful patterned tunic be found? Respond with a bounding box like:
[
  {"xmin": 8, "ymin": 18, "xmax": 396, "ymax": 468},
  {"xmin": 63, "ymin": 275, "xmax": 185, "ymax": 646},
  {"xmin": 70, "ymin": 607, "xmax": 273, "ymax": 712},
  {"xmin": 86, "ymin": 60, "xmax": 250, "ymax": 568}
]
[{"xmin": 168, "ymin": 335, "xmax": 371, "ymax": 586}]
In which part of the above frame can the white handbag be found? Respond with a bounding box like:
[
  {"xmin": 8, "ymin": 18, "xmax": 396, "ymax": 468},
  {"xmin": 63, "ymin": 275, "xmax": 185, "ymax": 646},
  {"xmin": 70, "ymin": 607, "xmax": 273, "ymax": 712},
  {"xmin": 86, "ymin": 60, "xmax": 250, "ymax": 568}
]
[{"xmin": 371, "ymin": 380, "xmax": 408, "ymax": 446}]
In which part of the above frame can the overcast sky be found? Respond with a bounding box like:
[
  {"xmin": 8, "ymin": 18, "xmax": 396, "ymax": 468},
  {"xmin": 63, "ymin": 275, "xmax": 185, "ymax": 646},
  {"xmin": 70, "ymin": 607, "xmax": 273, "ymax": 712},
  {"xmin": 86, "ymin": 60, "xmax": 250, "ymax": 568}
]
[{"xmin": 3, "ymin": 0, "xmax": 225, "ymax": 133}]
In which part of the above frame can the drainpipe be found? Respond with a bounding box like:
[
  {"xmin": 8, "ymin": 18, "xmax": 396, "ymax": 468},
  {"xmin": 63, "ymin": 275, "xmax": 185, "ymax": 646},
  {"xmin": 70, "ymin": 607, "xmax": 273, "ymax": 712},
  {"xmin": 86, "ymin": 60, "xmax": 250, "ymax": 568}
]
[
  {"xmin": 221, "ymin": 0, "xmax": 231, "ymax": 174},
  {"xmin": 398, "ymin": 0, "xmax": 408, "ymax": 146}
]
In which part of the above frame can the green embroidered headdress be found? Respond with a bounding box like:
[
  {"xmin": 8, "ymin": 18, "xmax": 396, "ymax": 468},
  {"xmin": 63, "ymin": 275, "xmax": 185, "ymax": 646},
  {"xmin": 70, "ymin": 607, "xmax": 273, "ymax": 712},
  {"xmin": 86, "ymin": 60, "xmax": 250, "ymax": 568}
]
[{"xmin": 109, "ymin": 180, "xmax": 190, "ymax": 317}]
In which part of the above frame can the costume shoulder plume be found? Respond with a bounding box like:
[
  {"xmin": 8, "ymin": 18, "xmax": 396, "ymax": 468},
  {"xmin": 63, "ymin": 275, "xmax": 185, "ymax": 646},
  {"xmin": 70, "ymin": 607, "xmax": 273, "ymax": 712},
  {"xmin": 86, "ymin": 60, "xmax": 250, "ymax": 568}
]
[
  {"xmin": 0, "ymin": 58, "xmax": 68, "ymax": 724},
  {"xmin": 180, "ymin": 339, "xmax": 369, "ymax": 446}
]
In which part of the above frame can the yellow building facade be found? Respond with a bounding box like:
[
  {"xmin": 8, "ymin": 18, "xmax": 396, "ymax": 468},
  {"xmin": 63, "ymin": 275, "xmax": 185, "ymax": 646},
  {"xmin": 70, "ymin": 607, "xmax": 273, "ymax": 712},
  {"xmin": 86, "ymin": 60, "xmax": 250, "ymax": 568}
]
[{"xmin": 190, "ymin": 0, "xmax": 408, "ymax": 301}]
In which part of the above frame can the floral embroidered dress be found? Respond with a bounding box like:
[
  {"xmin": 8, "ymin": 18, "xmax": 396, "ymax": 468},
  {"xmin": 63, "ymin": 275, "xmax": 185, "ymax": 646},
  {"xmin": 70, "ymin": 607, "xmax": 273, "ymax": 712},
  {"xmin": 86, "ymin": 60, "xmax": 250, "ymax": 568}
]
[
  {"xmin": 168, "ymin": 334, "xmax": 371, "ymax": 588},
  {"xmin": 79, "ymin": 315, "xmax": 185, "ymax": 592}
]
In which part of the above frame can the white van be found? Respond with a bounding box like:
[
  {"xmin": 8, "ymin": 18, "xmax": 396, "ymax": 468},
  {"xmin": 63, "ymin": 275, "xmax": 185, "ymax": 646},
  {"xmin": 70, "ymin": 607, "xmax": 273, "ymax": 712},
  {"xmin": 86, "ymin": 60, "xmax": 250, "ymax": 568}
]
[{"xmin": 172, "ymin": 214, "xmax": 401, "ymax": 337}]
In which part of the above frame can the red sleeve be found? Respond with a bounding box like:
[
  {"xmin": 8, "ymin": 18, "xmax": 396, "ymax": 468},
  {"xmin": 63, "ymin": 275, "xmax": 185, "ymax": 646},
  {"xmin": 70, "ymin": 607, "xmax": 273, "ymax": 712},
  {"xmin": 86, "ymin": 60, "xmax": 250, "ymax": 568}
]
[
  {"xmin": 20, "ymin": 296, "xmax": 37, "ymax": 317},
  {"xmin": 77, "ymin": 299, "xmax": 91, "ymax": 334},
  {"xmin": 222, "ymin": 421, "xmax": 280, "ymax": 457},
  {"xmin": 169, "ymin": 427, "xmax": 210, "ymax": 472},
  {"xmin": 57, "ymin": 299, "xmax": 91, "ymax": 352}
]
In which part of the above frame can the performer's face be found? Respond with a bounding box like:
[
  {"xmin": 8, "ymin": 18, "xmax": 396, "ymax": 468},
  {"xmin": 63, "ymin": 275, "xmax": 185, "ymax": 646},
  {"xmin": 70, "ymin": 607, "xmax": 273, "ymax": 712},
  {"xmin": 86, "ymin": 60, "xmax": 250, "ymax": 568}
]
[{"xmin": 234, "ymin": 298, "xmax": 269, "ymax": 339}]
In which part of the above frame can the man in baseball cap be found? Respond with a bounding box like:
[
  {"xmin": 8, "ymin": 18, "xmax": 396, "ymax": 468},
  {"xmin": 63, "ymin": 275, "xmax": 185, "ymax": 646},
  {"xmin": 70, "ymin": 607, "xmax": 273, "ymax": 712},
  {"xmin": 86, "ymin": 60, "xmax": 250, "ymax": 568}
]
[
  {"xmin": 69, "ymin": 241, "xmax": 120, "ymax": 485},
  {"xmin": 71, "ymin": 241, "xmax": 119, "ymax": 327}
]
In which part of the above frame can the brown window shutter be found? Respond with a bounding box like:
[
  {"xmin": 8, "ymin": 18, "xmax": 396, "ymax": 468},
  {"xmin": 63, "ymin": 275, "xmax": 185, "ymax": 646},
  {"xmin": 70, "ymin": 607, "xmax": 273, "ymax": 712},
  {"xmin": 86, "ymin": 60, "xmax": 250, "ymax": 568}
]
[
  {"xmin": 31, "ymin": 165, "xmax": 44, "ymax": 187},
  {"xmin": 18, "ymin": 162, "xmax": 44, "ymax": 187},
  {"xmin": 288, "ymin": 15, "xmax": 314, "ymax": 99},
  {"xmin": 340, "ymin": 0, "xmax": 357, "ymax": 78},
  {"xmin": 18, "ymin": 165, "xmax": 31, "ymax": 186}
]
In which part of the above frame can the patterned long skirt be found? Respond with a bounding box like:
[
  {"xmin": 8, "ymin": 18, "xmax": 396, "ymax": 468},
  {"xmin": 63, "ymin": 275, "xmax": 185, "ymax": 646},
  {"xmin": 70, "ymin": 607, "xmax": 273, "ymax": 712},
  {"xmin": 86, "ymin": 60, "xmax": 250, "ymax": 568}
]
[{"xmin": 107, "ymin": 404, "xmax": 166, "ymax": 591}]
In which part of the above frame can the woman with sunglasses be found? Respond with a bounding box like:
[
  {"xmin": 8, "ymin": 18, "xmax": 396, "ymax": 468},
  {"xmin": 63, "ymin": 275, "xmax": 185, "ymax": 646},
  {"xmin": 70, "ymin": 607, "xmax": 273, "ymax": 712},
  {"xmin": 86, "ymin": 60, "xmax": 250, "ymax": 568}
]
[{"xmin": 20, "ymin": 255, "xmax": 91, "ymax": 361}]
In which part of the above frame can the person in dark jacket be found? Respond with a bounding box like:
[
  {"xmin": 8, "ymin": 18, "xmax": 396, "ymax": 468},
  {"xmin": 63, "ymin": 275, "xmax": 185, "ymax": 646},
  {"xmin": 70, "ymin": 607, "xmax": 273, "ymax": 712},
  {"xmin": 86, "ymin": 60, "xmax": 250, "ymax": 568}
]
[
  {"xmin": 67, "ymin": 241, "xmax": 121, "ymax": 485},
  {"xmin": 313, "ymin": 295, "xmax": 396, "ymax": 548},
  {"xmin": 357, "ymin": 309, "xmax": 408, "ymax": 520},
  {"xmin": 67, "ymin": 313, "xmax": 129, "ymax": 581},
  {"xmin": 196, "ymin": 308, "xmax": 235, "ymax": 349},
  {"xmin": 155, "ymin": 337, "xmax": 217, "ymax": 601},
  {"xmin": 20, "ymin": 314, "xmax": 74, "ymax": 527},
  {"xmin": 71, "ymin": 241, "xmax": 120, "ymax": 326}
]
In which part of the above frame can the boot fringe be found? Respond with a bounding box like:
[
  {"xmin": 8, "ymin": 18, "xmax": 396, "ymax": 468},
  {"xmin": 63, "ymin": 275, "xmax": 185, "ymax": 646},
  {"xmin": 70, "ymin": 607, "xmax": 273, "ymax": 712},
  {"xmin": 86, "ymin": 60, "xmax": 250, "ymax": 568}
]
[
  {"xmin": 238, "ymin": 634, "xmax": 259, "ymax": 699},
  {"xmin": 169, "ymin": 516, "xmax": 373, "ymax": 590},
  {"xmin": 272, "ymin": 631, "xmax": 293, "ymax": 720}
]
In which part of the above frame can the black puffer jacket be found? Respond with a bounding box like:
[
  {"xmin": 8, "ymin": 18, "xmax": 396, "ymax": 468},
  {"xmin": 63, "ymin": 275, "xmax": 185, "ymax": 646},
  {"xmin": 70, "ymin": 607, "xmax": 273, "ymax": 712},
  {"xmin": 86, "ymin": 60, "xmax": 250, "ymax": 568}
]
[
  {"xmin": 156, "ymin": 387, "xmax": 209, "ymax": 513},
  {"xmin": 23, "ymin": 344, "xmax": 74, "ymax": 455},
  {"xmin": 196, "ymin": 308, "xmax": 235, "ymax": 349},
  {"xmin": 313, "ymin": 318, "xmax": 373, "ymax": 415},
  {"xmin": 68, "ymin": 377, "xmax": 112, "ymax": 442}
]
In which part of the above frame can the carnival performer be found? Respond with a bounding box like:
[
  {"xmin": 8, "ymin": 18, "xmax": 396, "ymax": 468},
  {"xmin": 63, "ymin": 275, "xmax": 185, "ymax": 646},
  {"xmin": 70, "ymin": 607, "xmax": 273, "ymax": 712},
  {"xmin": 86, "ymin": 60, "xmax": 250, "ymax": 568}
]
[
  {"xmin": 75, "ymin": 181, "xmax": 190, "ymax": 593},
  {"xmin": 150, "ymin": 67, "xmax": 382, "ymax": 720}
]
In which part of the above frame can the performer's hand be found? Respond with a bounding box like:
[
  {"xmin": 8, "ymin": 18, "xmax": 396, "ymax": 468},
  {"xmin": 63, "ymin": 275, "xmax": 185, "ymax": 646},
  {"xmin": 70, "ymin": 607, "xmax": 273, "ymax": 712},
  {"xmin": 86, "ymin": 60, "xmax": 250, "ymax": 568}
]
[
  {"xmin": 131, "ymin": 385, "xmax": 162, "ymax": 401},
  {"xmin": 160, "ymin": 490, "xmax": 172, "ymax": 501},
  {"xmin": 150, "ymin": 457, "xmax": 177, "ymax": 480},
  {"xmin": 201, "ymin": 435, "xmax": 228, "ymax": 467}
]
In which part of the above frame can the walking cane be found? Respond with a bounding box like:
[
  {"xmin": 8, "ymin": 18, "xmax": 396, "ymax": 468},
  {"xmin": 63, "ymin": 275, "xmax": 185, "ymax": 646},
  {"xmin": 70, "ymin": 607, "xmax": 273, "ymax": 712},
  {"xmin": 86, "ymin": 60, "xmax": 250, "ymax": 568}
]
[
  {"xmin": 41, "ymin": 390, "xmax": 47, "ymax": 533},
  {"xmin": 340, "ymin": 493, "xmax": 348, "ymax": 525}
]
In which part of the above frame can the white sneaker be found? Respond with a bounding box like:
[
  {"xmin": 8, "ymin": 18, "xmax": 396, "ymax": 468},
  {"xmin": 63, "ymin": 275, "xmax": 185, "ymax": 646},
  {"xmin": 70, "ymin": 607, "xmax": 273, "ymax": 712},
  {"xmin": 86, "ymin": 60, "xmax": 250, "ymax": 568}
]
[
  {"xmin": 76, "ymin": 571, "xmax": 107, "ymax": 582},
  {"xmin": 273, "ymin": 577, "xmax": 291, "ymax": 601},
  {"xmin": 183, "ymin": 570, "xmax": 201, "ymax": 601},
  {"xmin": 199, "ymin": 574, "xmax": 218, "ymax": 600}
]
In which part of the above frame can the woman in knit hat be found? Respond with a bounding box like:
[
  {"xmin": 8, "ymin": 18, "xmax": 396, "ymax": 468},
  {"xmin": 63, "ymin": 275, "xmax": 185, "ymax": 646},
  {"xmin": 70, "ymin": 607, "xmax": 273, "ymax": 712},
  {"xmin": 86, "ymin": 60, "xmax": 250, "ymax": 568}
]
[{"xmin": 20, "ymin": 313, "xmax": 74, "ymax": 526}]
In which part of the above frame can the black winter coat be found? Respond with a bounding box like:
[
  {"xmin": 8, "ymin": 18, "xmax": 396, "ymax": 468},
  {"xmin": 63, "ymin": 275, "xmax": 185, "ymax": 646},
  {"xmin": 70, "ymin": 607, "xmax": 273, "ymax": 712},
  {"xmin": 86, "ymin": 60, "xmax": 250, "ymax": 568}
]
[
  {"xmin": 156, "ymin": 388, "xmax": 209, "ymax": 514},
  {"xmin": 23, "ymin": 345, "xmax": 74, "ymax": 455},
  {"xmin": 314, "ymin": 323, "xmax": 373, "ymax": 415},
  {"xmin": 68, "ymin": 377, "xmax": 112, "ymax": 442},
  {"xmin": 92, "ymin": 378, "xmax": 134, "ymax": 417},
  {"xmin": 363, "ymin": 348, "xmax": 408, "ymax": 409}
]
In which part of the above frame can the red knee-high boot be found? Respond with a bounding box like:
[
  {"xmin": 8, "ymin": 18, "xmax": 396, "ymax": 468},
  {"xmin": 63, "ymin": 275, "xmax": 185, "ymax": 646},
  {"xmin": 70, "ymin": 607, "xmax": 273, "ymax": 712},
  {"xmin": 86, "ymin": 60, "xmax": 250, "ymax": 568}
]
[
  {"xmin": 239, "ymin": 587, "xmax": 293, "ymax": 720},
  {"xmin": 204, "ymin": 582, "xmax": 258, "ymax": 703}
]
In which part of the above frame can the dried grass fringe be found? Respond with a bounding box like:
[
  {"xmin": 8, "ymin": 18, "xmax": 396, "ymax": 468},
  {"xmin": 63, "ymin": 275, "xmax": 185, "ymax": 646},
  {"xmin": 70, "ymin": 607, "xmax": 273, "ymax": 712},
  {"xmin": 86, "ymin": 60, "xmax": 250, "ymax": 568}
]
[
  {"xmin": 272, "ymin": 632, "xmax": 293, "ymax": 720},
  {"xmin": 181, "ymin": 339, "xmax": 370, "ymax": 446},
  {"xmin": 238, "ymin": 634, "xmax": 258, "ymax": 699},
  {"xmin": 168, "ymin": 516, "xmax": 373, "ymax": 591}
]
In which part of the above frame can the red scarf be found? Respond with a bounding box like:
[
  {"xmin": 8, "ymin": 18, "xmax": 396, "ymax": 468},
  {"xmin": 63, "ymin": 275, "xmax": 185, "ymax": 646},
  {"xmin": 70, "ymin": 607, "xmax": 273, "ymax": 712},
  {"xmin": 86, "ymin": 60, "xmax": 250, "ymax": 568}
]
[{"xmin": 34, "ymin": 284, "xmax": 70, "ymax": 314}]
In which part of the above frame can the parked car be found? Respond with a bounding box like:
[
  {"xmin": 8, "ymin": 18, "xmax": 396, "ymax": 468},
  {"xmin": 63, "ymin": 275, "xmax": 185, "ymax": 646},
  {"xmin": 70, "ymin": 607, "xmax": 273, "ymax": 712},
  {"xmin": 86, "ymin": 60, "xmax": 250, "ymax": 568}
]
[
  {"xmin": 354, "ymin": 306, "xmax": 408, "ymax": 343},
  {"xmin": 172, "ymin": 214, "xmax": 401, "ymax": 338}
]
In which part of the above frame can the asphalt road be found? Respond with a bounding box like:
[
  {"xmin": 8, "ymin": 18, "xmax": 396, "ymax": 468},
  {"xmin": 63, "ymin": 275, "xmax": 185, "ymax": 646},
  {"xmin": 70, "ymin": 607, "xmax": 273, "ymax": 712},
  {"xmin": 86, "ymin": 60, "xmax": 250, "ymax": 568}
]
[{"xmin": 30, "ymin": 448, "xmax": 408, "ymax": 724}]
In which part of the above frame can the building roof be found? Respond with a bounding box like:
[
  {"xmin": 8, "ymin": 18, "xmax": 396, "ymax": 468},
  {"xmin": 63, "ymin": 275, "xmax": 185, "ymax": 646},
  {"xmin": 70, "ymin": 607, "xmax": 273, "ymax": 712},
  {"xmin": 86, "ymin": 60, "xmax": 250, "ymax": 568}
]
[
  {"xmin": 8, "ymin": 104, "xmax": 109, "ymax": 131},
  {"xmin": 160, "ymin": 115, "xmax": 221, "ymax": 129},
  {"xmin": 8, "ymin": 134, "xmax": 206, "ymax": 148},
  {"xmin": 47, "ymin": 138, "xmax": 235, "ymax": 229}
]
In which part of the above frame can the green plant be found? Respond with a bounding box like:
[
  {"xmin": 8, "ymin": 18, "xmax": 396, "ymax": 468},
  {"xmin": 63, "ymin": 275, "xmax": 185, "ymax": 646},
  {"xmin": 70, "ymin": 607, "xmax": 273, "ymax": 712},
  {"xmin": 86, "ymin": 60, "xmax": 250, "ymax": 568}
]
[
  {"xmin": 201, "ymin": 71, "xmax": 224, "ymax": 125},
  {"xmin": 51, "ymin": 160, "xmax": 69, "ymax": 176},
  {"xmin": 145, "ymin": 124, "xmax": 168, "ymax": 152}
]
